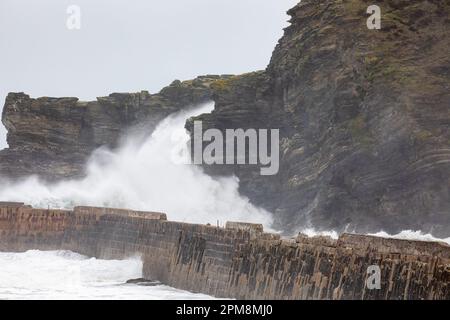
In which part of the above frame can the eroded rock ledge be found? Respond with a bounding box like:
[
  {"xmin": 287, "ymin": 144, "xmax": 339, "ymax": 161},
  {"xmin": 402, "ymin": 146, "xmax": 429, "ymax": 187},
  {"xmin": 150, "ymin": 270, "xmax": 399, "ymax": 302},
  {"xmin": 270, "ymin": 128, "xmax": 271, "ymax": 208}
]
[
  {"xmin": 0, "ymin": 75, "xmax": 230, "ymax": 180},
  {"xmin": 0, "ymin": 202, "xmax": 448, "ymax": 300}
]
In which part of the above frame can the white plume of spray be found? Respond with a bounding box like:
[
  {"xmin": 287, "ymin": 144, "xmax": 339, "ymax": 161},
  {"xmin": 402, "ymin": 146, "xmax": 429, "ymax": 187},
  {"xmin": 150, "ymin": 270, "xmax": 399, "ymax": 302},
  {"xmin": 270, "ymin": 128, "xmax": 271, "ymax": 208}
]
[
  {"xmin": 294, "ymin": 228, "xmax": 450, "ymax": 245},
  {"xmin": 3, "ymin": 102, "xmax": 448, "ymax": 244},
  {"xmin": 368, "ymin": 230, "xmax": 450, "ymax": 245},
  {"xmin": 0, "ymin": 250, "xmax": 215, "ymax": 299},
  {"xmin": 0, "ymin": 102, "xmax": 273, "ymax": 228},
  {"xmin": 297, "ymin": 228, "xmax": 340, "ymax": 240}
]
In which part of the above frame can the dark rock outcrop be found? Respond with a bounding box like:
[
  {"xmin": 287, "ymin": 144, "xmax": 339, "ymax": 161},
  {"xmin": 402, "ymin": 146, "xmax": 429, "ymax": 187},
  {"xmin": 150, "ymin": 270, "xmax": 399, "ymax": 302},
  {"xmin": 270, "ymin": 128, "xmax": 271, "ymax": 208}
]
[
  {"xmin": 186, "ymin": 0, "xmax": 450, "ymax": 236},
  {"xmin": 0, "ymin": 75, "xmax": 230, "ymax": 180},
  {"xmin": 125, "ymin": 278, "xmax": 161, "ymax": 286}
]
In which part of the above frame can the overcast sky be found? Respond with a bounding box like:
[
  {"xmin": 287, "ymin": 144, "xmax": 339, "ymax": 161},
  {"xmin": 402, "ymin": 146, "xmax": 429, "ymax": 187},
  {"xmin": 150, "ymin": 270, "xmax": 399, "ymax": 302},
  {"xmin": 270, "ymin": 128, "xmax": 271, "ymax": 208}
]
[{"xmin": 0, "ymin": 0, "xmax": 298, "ymax": 148}]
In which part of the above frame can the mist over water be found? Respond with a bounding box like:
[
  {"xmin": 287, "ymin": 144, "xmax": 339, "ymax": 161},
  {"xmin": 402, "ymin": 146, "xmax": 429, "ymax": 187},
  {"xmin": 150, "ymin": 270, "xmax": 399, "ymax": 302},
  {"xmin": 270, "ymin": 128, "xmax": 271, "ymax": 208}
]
[
  {"xmin": 0, "ymin": 104, "xmax": 269, "ymax": 299},
  {"xmin": 0, "ymin": 103, "xmax": 273, "ymax": 228}
]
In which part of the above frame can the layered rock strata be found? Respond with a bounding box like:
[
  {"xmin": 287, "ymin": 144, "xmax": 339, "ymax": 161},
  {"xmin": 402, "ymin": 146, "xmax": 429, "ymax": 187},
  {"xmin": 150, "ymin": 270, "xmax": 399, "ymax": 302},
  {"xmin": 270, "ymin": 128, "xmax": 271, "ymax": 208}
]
[{"xmin": 186, "ymin": 0, "xmax": 450, "ymax": 236}]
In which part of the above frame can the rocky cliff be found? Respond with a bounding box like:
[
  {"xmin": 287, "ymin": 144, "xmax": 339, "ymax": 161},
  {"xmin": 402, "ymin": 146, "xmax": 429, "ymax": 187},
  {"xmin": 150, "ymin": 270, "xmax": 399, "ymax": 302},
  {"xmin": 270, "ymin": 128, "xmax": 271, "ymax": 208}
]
[
  {"xmin": 0, "ymin": 75, "xmax": 229, "ymax": 180},
  {"xmin": 1, "ymin": 0, "xmax": 449, "ymax": 237},
  {"xmin": 186, "ymin": 0, "xmax": 450, "ymax": 236}
]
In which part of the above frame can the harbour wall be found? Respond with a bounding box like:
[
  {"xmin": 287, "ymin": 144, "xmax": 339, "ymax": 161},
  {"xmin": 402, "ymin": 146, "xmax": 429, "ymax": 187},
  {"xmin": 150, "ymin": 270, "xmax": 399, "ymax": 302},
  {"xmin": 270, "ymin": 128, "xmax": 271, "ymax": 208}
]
[{"xmin": 0, "ymin": 202, "xmax": 449, "ymax": 299}]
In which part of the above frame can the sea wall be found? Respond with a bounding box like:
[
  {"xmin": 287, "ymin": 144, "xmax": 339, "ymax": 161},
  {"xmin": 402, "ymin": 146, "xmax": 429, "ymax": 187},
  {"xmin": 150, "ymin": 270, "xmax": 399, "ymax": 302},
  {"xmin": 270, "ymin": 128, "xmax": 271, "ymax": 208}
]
[{"xmin": 0, "ymin": 202, "xmax": 449, "ymax": 300}]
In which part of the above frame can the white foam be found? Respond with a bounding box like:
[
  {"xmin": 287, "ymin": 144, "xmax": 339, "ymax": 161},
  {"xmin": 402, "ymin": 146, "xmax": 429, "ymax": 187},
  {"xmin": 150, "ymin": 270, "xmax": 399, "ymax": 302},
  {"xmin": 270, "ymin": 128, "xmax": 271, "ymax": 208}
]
[
  {"xmin": 297, "ymin": 228, "xmax": 339, "ymax": 239},
  {"xmin": 368, "ymin": 230, "xmax": 450, "ymax": 245},
  {"xmin": 0, "ymin": 103, "xmax": 272, "ymax": 228},
  {"xmin": 0, "ymin": 250, "xmax": 214, "ymax": 300},
  {"xmin": 295, "ymin": 228, "xmax": 450, "ymax": 245}
]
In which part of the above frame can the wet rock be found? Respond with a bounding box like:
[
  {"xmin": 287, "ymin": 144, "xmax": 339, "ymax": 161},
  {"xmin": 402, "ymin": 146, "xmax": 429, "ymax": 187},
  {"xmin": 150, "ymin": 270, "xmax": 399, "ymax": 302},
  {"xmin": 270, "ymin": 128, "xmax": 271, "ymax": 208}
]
[
  {"xmin": 126, "ymin": 278, "xmax": 161, "ymax": 286},
  {"xmin": 186, "ymin": 0, "xmax": 450, "ymax": 237}
]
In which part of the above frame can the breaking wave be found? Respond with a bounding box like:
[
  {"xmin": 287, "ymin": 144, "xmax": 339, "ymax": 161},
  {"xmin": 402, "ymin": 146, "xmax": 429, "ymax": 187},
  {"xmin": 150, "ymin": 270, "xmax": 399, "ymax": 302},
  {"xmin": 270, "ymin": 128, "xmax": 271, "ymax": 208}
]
[
  {"xmin": 296, "ymin": 228, "xmax": 450, "ymax": 245},
  {"xmin": 0, "ymin": 103, "xmax": 273, "ymax": 228},
  {"xmin": 369, "ymin": 230, "xmax": 450, "ymax": 245},
  {"xmin": 0, "ymin": 102, "xmax": 448, "ymax": 244}
]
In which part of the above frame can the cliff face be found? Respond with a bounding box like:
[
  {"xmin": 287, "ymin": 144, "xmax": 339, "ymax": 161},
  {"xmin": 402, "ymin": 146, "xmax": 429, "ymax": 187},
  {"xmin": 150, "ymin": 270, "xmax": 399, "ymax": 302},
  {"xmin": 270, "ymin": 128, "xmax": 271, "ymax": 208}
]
[
  {"xmin": 1, "ymin": 202, "xmax": 449, "ymax": 300},
  {"xmin": 187, "ymin": 0, "xmax": 450, "ymax": 236},
  {"xmin": 1, "ymin": 0, "xmax": 449, "ymax": 237},
  {"xmin": 0, "ymin": 75, "xmax": 228, "ymax": 180}
]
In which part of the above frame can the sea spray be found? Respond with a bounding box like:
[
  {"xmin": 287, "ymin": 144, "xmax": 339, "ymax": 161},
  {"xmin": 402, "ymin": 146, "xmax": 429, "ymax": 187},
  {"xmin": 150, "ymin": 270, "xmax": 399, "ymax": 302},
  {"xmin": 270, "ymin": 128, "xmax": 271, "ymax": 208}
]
[
  {"xmin": 295, "ymin": 228, "xmax": 450, "ymax": 245},
  {"xmin": 1, "ymin": 103, "xmax": 448, "ymax": 244},
  {"xmin": 0, "ymin": 103, "xmax": 273, "ymax": 228},
  {"xmin": 368, "ymin": 230, "xmax": 450, "ymax": 245}
]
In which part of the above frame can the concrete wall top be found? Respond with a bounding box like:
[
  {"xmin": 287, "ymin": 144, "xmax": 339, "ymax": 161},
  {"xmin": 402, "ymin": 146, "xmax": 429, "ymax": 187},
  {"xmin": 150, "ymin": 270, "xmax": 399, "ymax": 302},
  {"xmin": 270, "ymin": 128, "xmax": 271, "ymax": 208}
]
[
  {"xmin": 225, "ymin": 221, "xmax": 264, "ymax": 233},
  {"xmin": 74, "ymin": 206, "xmax": 167, "ymax": 220},
  {"xmin": 0, "ymin": 202, "xmax": 26, "ymax": 208},
  {"xmin": 338, "ymin": 233, "xmax": 450, "ymax": 259}
]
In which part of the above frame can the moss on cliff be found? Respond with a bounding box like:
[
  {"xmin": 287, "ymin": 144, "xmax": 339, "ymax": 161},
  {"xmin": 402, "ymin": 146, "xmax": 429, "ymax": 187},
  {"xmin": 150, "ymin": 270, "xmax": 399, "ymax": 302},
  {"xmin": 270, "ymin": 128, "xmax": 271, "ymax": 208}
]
[{"xmin": 348, "ymin": 115, "xmax": 375, "ymax": 148}]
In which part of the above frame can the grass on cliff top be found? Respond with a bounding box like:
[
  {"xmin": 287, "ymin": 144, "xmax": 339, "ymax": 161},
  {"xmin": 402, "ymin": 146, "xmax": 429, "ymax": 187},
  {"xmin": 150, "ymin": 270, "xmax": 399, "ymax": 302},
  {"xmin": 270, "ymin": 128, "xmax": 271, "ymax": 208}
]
[
  {"xmin": 210, "ymin": 71, "xmax": 266, "ymax": 92},
  {"xmin": 348, "ymin": 115, "xmax": 376, "ymax": 148}
]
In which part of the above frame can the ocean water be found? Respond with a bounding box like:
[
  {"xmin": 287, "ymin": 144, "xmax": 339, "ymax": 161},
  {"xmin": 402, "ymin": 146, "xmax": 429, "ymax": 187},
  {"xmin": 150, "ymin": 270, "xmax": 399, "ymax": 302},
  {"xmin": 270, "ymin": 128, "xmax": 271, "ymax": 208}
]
[{"xmin": 0, "ymin": 250, "xmax": 215, "ymax": 300}]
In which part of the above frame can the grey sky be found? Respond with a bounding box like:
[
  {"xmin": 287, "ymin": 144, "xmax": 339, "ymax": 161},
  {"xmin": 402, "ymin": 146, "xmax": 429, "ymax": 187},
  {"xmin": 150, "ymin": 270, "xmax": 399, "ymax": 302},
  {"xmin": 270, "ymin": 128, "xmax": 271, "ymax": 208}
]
[{"xmin": 0, "ymin": 0, "xmax": 298, "ymax": 148}]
